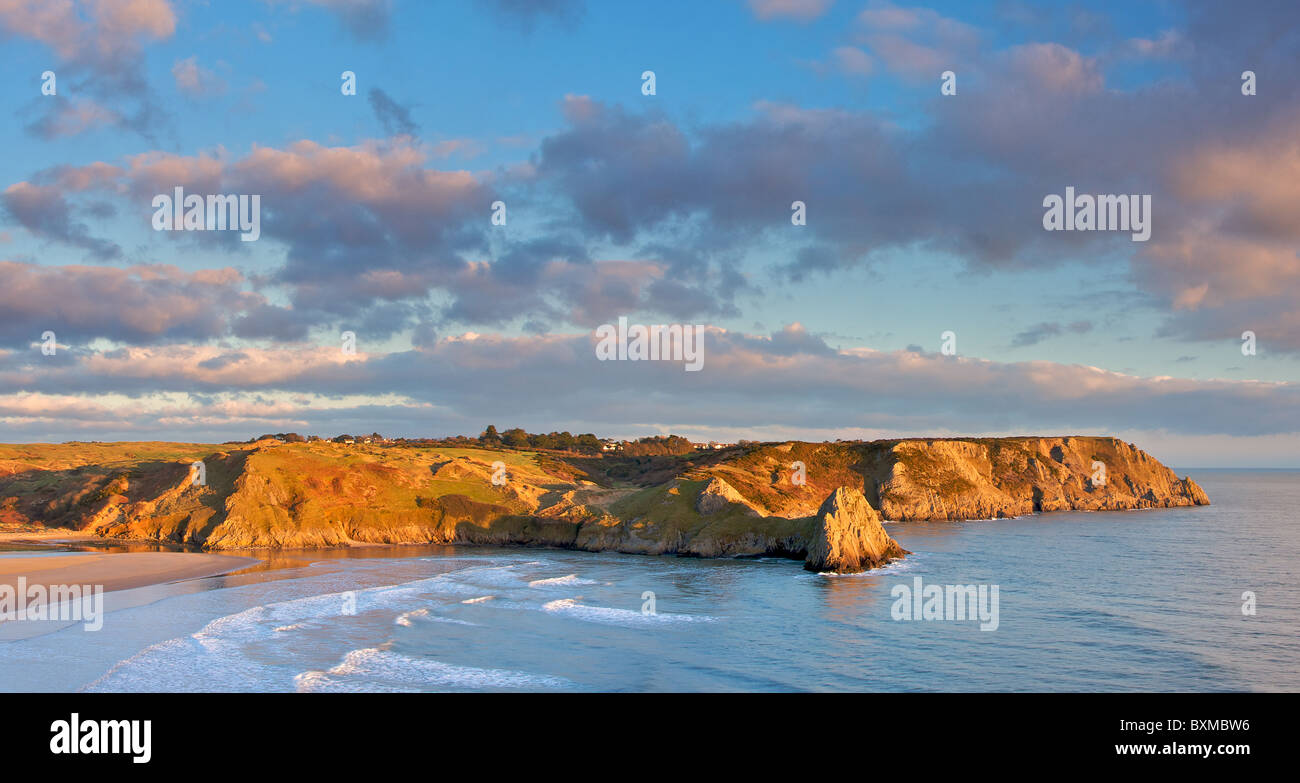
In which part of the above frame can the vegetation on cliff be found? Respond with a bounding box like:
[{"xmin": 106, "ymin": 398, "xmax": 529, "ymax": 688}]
[{"xmin": 0, "ymin": 436, "xmax": 1208, "ymax": 572}]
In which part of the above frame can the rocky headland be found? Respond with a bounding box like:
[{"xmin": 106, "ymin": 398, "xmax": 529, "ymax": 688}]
[{"xmin": 0, "ymin": 436, "xmax": 1208, "ymax": 573}]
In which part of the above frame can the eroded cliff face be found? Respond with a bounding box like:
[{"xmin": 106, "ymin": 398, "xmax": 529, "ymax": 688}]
[
  {"xmin": 804, "ymin": 487, "xmax": 907, "ymax": 573},
  {"xmin": 874, "ymin": 437, "xmax": 1210, "ymax": 521},
  {"xmin": 678, "ymin": 436, "xmax": 1209, "ymax": 522},
  {"xmin": 0, "ymin": 436, "xmax": 1207, "ymax": 571}
]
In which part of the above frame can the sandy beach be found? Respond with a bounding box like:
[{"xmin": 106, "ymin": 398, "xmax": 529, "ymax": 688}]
[
  {"xmin": 0, "ymin": 528, "xmax": 101, "ymax": 543},
  {"xmin": 0, "ymin": 551, "xmax": 261, "ymax": 598}
]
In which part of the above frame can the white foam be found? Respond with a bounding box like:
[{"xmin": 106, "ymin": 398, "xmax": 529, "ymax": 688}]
[
  {"xmin": 83, "ymin": 567, "xmax": 518, "ymax": 692},
  {"xmin": 445, "ymin": 567, "xmax": 531, "ymax": 590},
  {"xmin": 395, "ymin": 608, "xmax": 476, "ymax": 626},
  {"xmin": 528, "ymin": 574, "xmax": 598, "ymax": 588},
  {"xmin": 813, "ymin": 556, "xmax": 919, "ymax": 578},
  {"xmin": 540, "ymin": 598, "xmax": 715, "ymax": 627},
  {"xmin": 294, "ymin": 647, "xmax": 570, "ymax": 692},
  {"xmin": 394, "ymin": 609, "xmax": 428, "ymax": 627}
]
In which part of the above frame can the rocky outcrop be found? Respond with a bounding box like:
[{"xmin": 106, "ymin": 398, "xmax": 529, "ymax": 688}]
[
  {"xmin": 874, "ymin": 437, "xmax": 1209, "ymax": 521},
  {"xmin": 695, "ymin": 477, "xmax": 766, "ymax": 516},
  {"xmin": 804, "ymin": 487, "xmax": 907, "ymax": 573},
  {"xmin": 0, "ymin": 436, "xmax": 1209, "ymax": 557}
]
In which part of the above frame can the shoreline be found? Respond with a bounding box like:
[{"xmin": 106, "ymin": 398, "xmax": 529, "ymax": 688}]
[
  {"xmin": 0, "ymin": 528, "xmax": 105, "ymax": 544},
  {"xmin": 0, "ymin": 550, "xmax": 262, "ymax": 600}
]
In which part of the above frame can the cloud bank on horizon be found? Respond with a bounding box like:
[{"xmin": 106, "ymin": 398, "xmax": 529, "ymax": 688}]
[{"xmin": 0, "ymin": 0, "xmax": 1297, "ymax": 466}]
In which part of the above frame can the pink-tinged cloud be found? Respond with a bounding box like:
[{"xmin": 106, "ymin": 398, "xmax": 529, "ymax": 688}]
[
  {"xmin": 853, "ymin": 3, "xmax": 979, "ymax": 80},
  {"xmin": 29, "ymin": 139, "xmax": 495, "ymax": 306},
  {"xmin": 747, "ymin": 0, "xmax": 833, "ymax": 22},
  {"xmin": 89, "ymin": 0, "xmax": 175, "ymax": 40},
  {"xmin": 1168, "ymin": 116, "xmax": 1300, "ymax": 242},
  {"xmin": 1, "ymin": 182, "xmax": 120, "ymax": 259},
  {"xmin": 830, "ymin": 46, "xmax": 874, "ymax": 76},
  {"xmin": 864, "ymin": 33, "xmax": 948, "ymax": 80},
  {"xmin": 25, "ymin": 98, "xmax": 122, "ymax": 138},
  {"xmin": 171, "ymin": 55, "xmax": 226, "ymax": 96},
  {"xmin": 1003, "ymin": 42, "xmax": 1103, "ymax": 94},
  {"xmin": 0, "ymin": 0, "xmax": 175, "ymax": 60},
  {"xmin": 1125, "ymin": 29, "xmax": 1185, "ymax": 60},
  {"xmin": 0, "ymin": 261, "xmax": 272, "ymax": 346},
  {"xmin": 235, "ymin": 140, "xmax": 480, "ymax": 209},
  {"xmin": 263, "ymin": 0, "xmax": 391, "ymax": 41},
  {"xmin": 76, "ymin": 345, "xmax": 368, "ymax": 386},
  {"xmin": 1136, "ymin": 112, "xmax": 1300, "ymax": 346},
  {"xmin": 4, "ymin": 326, "xmax": 1297, "ymax": 446},
  {"xmin": 3, "ymin": 0, "xmax": 177, "ymax": 139}
]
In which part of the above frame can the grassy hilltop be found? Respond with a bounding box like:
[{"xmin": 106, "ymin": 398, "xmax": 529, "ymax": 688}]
[{"xmin": 0, "ymin": 436, "xmax": 1208, "ymax": 570}]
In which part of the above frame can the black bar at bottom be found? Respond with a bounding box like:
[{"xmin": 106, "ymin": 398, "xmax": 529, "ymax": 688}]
[{"xmin": 0, "ymin": 692, "xmax": 1283, "ymax": 772}]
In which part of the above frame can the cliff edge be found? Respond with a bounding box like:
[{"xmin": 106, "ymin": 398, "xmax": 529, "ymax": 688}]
[{"xmin": 0, "ymin": 436, "xmax": 1208, "ymax": 564}]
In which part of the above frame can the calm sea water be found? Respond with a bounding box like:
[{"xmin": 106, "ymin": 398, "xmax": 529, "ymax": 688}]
[{"xmin": 1, "ymin": 470, "xmax": 1296, "ymax": 692}]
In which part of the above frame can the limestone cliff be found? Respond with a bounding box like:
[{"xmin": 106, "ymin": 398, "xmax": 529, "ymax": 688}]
[
  {"xmin": 804, "ymin": 487, "xmax": 907, "ymax": 573},
  {"xmin": 874, "ymin": 437, "xmax": 1209, "ymax": 520},
  {"xmin": 0, "ymin": 436, "xmax": 1208, "ymax": 568},
  {"xmin": 674, "ymin": 436, "xmax": 1209, "ymax": 522}
]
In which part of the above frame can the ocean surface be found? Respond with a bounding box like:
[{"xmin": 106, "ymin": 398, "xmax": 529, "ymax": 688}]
[{"xmin": 1, "ymin": 470, "xmax": 1296, "ymax": 692}]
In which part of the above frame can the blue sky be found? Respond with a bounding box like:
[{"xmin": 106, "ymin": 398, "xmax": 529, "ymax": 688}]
[{"xmin": 0, "ymin": 0, "xmax": 1298, "ymax": 466}]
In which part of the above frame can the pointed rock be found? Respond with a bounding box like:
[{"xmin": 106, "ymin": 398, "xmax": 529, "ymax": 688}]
[
  {"xmin": 695, "ymin": 476, "xmax": 765, "ymax": 516},
  {"xmin": 804, "ymin": 487, "xmax": 907, "ymax": 573}
]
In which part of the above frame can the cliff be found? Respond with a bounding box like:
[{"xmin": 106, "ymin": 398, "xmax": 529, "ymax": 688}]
[
  {"xmin": 0, "ymin": 436, "xmax": 1208, "ymax": 572},
  {"xmin": 804, "ymin": 487, "xmax": 907, "ymax": 573},
  {"xmin": 694, "ymin": 436, "xmax": 1211, "ymax": 522}
]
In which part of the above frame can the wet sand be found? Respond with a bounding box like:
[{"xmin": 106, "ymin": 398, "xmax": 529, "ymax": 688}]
[
  {"xmin": 0, "ymin": 551, "xmax": 261, "ymax": 597},
  {"xmin": 0, "ymin": 528, "xmax": 100, "ymax": 544}
]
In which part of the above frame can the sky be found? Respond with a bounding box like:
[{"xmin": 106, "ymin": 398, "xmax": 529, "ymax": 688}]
[{"xmin": 0, "ymin": 0, "xmax": 1298, "ymax": 467}]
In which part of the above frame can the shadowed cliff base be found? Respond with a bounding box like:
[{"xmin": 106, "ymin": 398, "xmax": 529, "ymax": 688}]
[{"xmin": 0, "ymin": 436, "xmax": 1207, "ymax": 573}]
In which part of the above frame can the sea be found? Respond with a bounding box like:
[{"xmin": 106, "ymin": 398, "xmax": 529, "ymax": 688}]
[{"xmin": 0, "ymin": 470, "xmax": 1295, "ymax": 692}]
